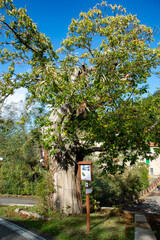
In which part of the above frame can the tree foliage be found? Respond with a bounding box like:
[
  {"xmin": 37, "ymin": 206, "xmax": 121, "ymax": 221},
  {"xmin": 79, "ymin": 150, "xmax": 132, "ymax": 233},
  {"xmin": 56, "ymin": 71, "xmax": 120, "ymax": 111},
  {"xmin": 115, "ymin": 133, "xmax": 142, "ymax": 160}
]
[
  {"xmin": 0, "ymin": 1, "xmax": 160, "ymax": 173},
  {"xmin": 0, "ymin": 103, "xmax": 41, "ymax": 195}
]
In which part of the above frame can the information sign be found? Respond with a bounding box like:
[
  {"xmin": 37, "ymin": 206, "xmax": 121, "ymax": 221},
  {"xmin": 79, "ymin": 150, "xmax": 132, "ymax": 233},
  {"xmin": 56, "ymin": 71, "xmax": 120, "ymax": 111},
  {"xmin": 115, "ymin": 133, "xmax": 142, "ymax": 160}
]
[
  {"xmin": 78, "ymin": 161, "xmax": 93, "ymax": 181},
  {"xmin": 81, "ymin": 165, "xmax": 91, "ymax": 181}
]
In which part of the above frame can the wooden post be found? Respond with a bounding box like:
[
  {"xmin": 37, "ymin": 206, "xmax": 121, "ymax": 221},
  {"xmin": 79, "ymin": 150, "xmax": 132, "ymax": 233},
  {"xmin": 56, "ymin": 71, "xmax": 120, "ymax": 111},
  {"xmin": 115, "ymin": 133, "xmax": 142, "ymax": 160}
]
[
  {"xmin": 77, "ymin": 162, "xmax": 93, "ymax": 233},
  {"xmin": 86, "ymin": 181, "xmax": 90, "ymax": 232},
  {"xmin": 44, "ymin": 148, "xmax": 48, "ymax": 166}
]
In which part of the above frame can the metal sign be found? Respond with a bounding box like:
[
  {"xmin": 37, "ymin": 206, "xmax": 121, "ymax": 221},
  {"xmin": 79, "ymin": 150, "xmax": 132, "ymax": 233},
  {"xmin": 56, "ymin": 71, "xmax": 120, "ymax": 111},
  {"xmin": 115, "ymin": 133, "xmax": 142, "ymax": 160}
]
[{"xmin": 86, "ymin": 188, "xmax": 92, "ymax": 195}]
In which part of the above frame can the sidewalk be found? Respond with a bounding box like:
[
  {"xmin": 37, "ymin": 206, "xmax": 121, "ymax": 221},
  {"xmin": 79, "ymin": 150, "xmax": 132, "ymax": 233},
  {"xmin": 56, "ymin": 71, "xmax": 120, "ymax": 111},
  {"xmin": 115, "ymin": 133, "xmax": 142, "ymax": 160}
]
[
  {"xmin": 135, "ymin": 214, "xmax": 157, "ymax": 240},
  {"xmin": 124, "ymin": 187, "xmax": 160, "ymax": 240}
]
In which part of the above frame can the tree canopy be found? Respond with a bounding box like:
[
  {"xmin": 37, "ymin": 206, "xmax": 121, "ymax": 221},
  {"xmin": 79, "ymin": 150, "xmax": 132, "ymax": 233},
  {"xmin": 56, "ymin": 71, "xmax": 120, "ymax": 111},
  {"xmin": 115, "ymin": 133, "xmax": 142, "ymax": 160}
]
[{"xmin": 0, "ymin": 1, "xmax": 160, "ymax": 173}]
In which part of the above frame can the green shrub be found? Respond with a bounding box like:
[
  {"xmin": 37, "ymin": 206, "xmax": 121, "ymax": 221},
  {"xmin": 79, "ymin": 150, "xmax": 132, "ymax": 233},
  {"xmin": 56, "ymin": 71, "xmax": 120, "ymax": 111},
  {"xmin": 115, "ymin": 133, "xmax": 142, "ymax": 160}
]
[
  {"xmin": 0, "ymin": 161, "xmax": 37, "ymax": 195},
  {"xmin": 132, "ymin": 162, "xmax": 149, "ymax": 189},
  {"xmin": 86, "ymin": 163, "xmax": 149, "ymax": 207},
  {"xmin": 35, "ymin": 169, "xmax": 54, "ymax": 218}
]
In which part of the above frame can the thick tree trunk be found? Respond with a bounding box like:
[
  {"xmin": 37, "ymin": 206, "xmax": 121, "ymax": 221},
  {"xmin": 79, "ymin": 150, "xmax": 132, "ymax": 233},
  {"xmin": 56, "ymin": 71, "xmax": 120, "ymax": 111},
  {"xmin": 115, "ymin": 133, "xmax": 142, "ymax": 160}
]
[
  {"xmin": 46, "ymin": 103, "xmax": 82, "ymax": 214},
  {"xmin": 49, "ymin": 157, "xmax": 82, "ymax": 214}
]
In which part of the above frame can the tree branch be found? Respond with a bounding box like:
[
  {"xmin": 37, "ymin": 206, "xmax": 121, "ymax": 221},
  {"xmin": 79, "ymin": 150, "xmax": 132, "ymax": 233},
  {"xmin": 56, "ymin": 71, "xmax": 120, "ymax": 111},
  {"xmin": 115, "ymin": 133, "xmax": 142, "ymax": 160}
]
[
  {"xmin": 87, "ymin": 146, "xmax": 108, "ymax": 153},
  {"xmin": 149, "ymin": 116, "xmax": 160, "ymax": 131},
  {"xmin": 0, "ymin": 20, "xmax": 38, "ymax": 54},
  {"xmin": 70, "ymin": 63, "xmax": 95, "ymax": 82}
]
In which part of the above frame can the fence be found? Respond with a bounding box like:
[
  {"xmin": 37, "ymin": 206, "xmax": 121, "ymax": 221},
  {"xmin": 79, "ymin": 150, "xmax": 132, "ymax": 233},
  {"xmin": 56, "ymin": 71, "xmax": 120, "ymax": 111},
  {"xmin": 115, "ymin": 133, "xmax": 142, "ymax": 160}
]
[{"xmin": 139, "ymin": 176, "xmax": 160, "ymax": 199}]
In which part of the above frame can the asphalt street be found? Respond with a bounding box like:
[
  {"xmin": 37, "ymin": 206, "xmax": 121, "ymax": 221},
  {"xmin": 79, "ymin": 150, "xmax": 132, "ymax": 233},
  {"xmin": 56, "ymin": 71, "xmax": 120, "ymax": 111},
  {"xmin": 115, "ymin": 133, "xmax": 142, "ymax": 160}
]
[
  {"xmin": 125, "ymin": 186, "xmax": 160, "ymax": 215},
  {"xmin": 0, "ymin": 217, "xmax": 48, "ymax": 240},
  {"xmin": 0, "ymin": 217, "xmax": 54, "ymax": 240},
  {"xmin": 0, "ymin": 196, "xmax": 49, "ymax": 240},
  {"xmin": 0, "ymin": 197, "xmax": 38, "ymax": 206},
  {"xmin": 0, "ymin": 223, "xmax": 26, "ymax": 240}
]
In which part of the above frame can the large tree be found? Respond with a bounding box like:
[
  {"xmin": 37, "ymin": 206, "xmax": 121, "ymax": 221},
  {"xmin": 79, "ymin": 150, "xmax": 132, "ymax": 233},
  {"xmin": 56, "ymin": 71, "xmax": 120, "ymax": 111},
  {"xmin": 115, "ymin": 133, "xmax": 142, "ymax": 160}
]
[{"xmin": 0, "ymin": 1, "xmax": 160, "ymax": 213}]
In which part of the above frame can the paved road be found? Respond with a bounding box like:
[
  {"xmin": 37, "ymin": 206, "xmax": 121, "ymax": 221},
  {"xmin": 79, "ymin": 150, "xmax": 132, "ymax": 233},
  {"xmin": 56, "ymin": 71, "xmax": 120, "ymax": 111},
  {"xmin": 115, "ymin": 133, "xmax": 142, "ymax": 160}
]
[
  {"xmin": 0, "ymin": 197, "xmax": 52, "ymax": 239},
  {"xmin": 0, "ymin": 223, "xmax": 26, "ymax": 240},
  {"xmin": 125, "ymin": 186, "xmax": 160, "ymax": 215},
  {"xmin": 0, "ymin": 197, "xmax": 38, "ymax": 206},
  {"xmin": 0, "ymin": 217, "xmax": 50, "ymax": 240}
]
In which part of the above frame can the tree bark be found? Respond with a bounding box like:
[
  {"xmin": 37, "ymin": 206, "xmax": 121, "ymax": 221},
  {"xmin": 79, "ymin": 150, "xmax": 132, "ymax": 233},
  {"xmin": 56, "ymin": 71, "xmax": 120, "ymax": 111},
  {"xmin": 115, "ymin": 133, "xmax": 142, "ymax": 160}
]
[
  {"xmin": 49, "ymin": 157, "xmax": 82, "ymax": 214},
  {"xmin": 46, "ymin": 103, "xmax": 82, "ymax": 214}
]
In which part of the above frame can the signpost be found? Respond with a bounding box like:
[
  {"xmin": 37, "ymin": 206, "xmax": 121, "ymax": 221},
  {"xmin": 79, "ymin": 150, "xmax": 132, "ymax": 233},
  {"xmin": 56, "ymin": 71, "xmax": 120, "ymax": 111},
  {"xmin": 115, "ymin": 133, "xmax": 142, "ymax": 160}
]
[{"xmin": 78, "ymin": 161, "xmax": 93, "ymax": 232}]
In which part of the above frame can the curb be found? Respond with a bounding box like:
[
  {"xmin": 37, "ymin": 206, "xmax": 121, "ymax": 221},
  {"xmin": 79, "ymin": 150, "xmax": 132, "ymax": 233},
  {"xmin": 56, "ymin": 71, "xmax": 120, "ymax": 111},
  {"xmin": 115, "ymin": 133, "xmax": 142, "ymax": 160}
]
[
  {"xmin": 0, "ymin": 203, "xmax": 35, "ymax": 206},
  {"xmin": 134, "ymin": 213, "xmax": 157, "ymax": 240},
  {"xmin": 0, "ymin": 217, "xmax": 46, "ymax": 240}
]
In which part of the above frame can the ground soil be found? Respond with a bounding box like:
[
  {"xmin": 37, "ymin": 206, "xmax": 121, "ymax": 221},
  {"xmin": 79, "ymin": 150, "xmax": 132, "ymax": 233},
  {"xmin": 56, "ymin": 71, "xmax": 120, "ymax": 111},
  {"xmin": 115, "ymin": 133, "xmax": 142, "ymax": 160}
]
[{"xmin": 147, "ymin": 215, "xmax": 160, "ymax": 240}]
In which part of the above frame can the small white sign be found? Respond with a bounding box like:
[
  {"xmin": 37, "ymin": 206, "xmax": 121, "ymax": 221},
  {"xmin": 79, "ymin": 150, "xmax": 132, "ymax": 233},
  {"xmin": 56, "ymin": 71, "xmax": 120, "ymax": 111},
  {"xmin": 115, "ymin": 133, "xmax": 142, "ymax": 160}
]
[
  {"xmin": 85, "ymin": 182, "xmax": 89, "ymax": 188},
  {"xmin": 81, "ymin": 165, "xmax": 91, "ymax": 181},
  {"xmin": 0, "ymin": 157, "xmax": 3, "ymax": 161},
  {"xmin": 86, "ymin": 188, "xmax": 92, "ymax": 194}
]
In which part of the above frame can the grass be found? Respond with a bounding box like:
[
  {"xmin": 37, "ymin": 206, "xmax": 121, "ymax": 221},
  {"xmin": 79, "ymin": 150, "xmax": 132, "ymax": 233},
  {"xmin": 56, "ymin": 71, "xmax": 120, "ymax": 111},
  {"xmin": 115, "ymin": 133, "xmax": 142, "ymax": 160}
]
[{"xmin": 0, "ymin": 206, "xmax": 134, "ymax": 240}]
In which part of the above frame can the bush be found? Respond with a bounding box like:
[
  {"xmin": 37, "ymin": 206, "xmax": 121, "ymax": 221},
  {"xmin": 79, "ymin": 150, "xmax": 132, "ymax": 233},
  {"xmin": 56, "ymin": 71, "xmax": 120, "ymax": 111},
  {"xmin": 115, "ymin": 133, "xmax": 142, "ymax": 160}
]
[
  {"xmin": 132, "ymin": 162, "xmax": 149, "ymax": 189},
  {"xmin": 87, "ymin": 163, "xmax": 149, "ymax": 207},
  {"xmin": 0, "ymin": 161, "xmax": 37, "ymax": 195},
  {"xmin": 35, "ymin": 169, "xmax": 54, "ymax": 218}
]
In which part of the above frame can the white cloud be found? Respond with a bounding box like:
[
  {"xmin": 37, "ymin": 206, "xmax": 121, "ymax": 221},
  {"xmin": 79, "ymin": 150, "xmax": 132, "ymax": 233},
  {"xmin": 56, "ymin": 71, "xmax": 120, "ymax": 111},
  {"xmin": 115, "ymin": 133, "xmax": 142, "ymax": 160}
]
[
  {"xmin": 1, "ymin": 88, "xmax": 28, "ymax": 119},
  {"xmin": 4, "ymin": 87, "xmax": 28, "ymax": 104}
]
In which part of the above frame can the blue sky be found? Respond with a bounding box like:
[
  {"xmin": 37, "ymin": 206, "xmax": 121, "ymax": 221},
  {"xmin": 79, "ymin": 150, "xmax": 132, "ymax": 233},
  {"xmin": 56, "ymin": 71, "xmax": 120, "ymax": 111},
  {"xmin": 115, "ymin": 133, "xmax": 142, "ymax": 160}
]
[
  {"xmin": 14, "ymin": 0, "xmax": 160, "ymax": 49},
  {"xmin": 4, "ymin": 0, "xmax": 160, "ymax": 103}
]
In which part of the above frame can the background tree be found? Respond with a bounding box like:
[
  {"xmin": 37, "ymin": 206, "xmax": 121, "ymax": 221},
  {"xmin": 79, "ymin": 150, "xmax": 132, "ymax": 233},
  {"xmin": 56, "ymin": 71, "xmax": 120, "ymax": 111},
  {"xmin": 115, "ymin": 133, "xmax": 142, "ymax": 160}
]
[
  {"xmin": 140, "ymin": 90, "xmax": 160, "ymax": 150},
  {"xmin": 0, "ymin": 1, "xmax": 160, "ymax": 213},
  {"xmin": 0, "ymin": 102, "xmax": 42, "ymax": 195}
]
